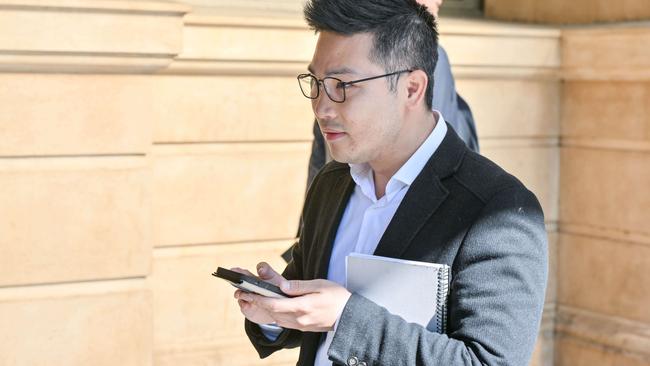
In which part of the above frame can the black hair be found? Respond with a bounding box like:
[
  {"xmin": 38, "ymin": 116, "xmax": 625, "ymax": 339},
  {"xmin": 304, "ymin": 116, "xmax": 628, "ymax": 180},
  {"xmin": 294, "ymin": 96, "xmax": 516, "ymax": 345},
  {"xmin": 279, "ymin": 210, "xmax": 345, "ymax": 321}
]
[{"xmin": 304, "ymin": 0, "xmax": 438, "ymax": 109}]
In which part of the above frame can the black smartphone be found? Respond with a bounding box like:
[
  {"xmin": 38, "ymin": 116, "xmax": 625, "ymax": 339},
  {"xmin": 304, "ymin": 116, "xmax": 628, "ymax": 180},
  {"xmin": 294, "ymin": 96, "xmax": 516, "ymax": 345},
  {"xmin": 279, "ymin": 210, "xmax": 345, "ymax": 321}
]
[{"xmin": 212, "ymin": 267, "xmax": 292, "ymax": 298}]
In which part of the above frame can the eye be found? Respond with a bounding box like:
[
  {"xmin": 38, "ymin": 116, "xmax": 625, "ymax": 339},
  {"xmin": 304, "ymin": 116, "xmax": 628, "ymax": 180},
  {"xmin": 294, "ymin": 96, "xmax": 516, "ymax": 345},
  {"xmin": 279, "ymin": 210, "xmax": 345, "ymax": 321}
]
[{"xmin": 336, "ymin": 82, "xmax": 351, "ymax": 90}]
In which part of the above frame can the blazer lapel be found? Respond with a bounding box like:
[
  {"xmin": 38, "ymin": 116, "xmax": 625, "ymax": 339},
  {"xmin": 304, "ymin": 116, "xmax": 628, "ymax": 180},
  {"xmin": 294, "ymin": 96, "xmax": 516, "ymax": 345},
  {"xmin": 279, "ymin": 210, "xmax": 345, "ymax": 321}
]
[
  {"xmin": 373, "ymin": 167, "xmax": 448, "ymax": 258},
  {"xmin": 374, "ymin": 124, "xmax": 467, "ymax": 258},
  {"xmin": 312, "ymin": 173, "xmax": 355, "ymax": 279},
  {"xmin": 299, "ymin": 171, "xmax": 355, "ymax": 366}
]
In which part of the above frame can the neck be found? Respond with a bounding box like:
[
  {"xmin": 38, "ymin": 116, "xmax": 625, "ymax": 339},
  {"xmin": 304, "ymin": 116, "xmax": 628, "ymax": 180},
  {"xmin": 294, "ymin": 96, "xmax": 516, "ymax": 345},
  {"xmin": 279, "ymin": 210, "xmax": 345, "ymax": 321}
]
[{"xmin": 370, "ymin": 112, "xmax": 437, "ymax": 198}]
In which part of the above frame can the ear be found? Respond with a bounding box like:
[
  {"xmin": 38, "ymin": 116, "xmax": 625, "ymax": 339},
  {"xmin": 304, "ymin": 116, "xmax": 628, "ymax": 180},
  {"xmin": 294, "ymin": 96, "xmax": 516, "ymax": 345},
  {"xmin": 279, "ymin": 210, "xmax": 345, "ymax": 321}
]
[{"xmin": 403, "ymin": 69, "xmax": 429, "ymax": 110}]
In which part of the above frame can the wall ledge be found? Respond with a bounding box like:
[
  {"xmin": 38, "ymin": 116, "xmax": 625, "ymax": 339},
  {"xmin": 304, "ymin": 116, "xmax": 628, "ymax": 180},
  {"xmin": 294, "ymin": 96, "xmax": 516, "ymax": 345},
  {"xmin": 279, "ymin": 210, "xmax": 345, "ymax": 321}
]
[
  {"xmin": 0, "ymin": 0, "xmax": 189, "ymax": 73},
  {"xmin": 556, "ymin": 305, "xmax": 650, "ymax": 359}
]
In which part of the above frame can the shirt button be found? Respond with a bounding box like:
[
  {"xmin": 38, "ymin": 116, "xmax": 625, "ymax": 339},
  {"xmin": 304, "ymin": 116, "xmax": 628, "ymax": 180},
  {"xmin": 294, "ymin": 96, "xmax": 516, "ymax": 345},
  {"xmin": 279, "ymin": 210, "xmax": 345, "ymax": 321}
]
[
  {"xmin": 358, "ymin": 362, "xmax": 367, "ymax": 366},
  {"xmin": 347, "ymin": 356, "xmax": 359, "ymax": 366}
]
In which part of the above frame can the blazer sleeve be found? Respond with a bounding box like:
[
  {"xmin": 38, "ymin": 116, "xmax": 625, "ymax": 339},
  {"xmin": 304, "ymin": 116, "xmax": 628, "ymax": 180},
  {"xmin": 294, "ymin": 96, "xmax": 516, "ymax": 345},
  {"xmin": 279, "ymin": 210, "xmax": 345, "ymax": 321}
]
[{"xmin": 327, "ymin": 186, "xmax": 548, "ymax": 366}]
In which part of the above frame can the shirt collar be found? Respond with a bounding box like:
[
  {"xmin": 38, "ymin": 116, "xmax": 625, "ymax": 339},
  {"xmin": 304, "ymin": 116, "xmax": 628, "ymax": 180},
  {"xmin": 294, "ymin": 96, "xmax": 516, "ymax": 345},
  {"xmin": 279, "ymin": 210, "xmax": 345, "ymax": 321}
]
[{"xmin": 349, "ymin": 111, "xmax": 448, "ymax": 202}]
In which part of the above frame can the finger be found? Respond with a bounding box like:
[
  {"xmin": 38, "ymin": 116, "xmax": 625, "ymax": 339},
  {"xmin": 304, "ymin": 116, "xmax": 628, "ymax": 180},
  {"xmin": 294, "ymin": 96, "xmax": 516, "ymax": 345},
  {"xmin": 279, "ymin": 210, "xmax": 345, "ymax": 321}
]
[
  {"xmin": 237, "ymin": 291, "xmax": 255, "ymax": 303},
  {"xmin": 256, "ymin": 262, "xmax": 285, "ymax": 286},
  {"xmin": 234, "ymin": 289, "xmax": 246, "ymax": 299},
  {"xmin": 230, "ymin": 267, "xmax": 256, "ymax": 277},
  {"xmin": 238, "ymin": 299, "xmax": 251, "ymax": 312},
  {"xmin": 281, "ymin": 279, "xmax": 323, "ymax": 296}
]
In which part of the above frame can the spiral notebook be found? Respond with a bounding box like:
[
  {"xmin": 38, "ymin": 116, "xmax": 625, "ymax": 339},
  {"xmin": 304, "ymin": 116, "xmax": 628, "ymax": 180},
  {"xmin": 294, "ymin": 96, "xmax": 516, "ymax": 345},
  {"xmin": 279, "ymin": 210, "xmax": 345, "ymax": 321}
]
[{"xmin": 345, "ymin": 253, "xmax": 451, "ymax": 333}]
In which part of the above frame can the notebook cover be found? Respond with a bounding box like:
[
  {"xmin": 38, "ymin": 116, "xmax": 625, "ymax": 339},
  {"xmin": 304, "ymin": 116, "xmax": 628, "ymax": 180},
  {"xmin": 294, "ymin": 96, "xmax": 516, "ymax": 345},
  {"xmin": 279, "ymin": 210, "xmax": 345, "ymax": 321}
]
[{"xmin": 346, "ymin": 253, "xmax": 450, "ymax": 333}]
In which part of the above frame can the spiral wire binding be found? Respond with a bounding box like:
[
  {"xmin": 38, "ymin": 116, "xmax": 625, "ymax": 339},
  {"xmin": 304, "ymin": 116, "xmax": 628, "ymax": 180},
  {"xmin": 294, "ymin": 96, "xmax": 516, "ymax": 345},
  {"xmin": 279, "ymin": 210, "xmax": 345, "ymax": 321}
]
[{"xmin": 436, "ymin": 266, "xmax": 451, "ymax": 333}]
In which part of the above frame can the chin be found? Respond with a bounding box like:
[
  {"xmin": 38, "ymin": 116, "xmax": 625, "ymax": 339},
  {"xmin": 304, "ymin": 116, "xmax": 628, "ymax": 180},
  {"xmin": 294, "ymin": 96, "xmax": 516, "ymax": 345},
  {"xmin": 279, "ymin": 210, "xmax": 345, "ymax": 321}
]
[{"xmin": 329, "ymin": 151, "xmax": 353, "ymax": 164}]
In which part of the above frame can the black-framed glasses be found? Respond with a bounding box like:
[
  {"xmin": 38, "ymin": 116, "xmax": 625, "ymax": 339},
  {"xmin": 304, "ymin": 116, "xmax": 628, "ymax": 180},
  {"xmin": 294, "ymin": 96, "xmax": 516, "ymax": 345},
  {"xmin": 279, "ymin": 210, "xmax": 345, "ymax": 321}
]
[{"xmin": 297, "ymin": 69, "xmax": 413, "ymax": 103}]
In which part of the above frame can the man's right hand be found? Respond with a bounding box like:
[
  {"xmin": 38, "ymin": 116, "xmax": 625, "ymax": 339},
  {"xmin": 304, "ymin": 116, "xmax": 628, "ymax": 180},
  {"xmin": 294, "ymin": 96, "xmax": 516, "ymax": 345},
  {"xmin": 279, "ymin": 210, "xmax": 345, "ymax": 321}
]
[{"xmin": 232, "ymin": 263, "xmax": 287, "ymax": 325}]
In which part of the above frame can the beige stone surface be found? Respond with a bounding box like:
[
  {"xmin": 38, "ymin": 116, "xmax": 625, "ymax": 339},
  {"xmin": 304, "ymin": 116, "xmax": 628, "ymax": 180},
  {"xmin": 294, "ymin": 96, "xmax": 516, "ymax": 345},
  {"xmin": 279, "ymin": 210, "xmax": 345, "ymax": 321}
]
[
  {"xmin": 0, "ymin": 74, "xmax": 155, "ymax": 156},
  {"xmin": 181, "ymin": 0, "xmax": 302, "ymax": 15},
  {"xmin": 558, "ymin": 234, "xmax": 650, "ymax": 323},
  {"xmin": 443, "ymin": 34, "xmax": 560, "ymax": 70},
  {"xmin": 151, "ymin": 75, "xmax": 313, "ymax": 143},
  {"xmin": 440, "ymin": 17, "xmax": 561, "ymax": 39},
  {"xmin": 0, "ymin": 157, "xmax": 151, "ymax": 286},
  {"xmin": 455, "ymin": 79, "xmax": 561, "ymax": 139},
  {"xmin": 560, "ymin": 147, "xmax": 650, "ymax": 235},
  {"xmin": 0, "ymin": 0, "xmax": 186, "ymax": 72},
  {"xmin": 181, "ymin": 23, "xmax": 315, "ymax": 62},
  {"xmin": 563, "ymin": 28, "xmax": 650, "ymax": 70},
  {"xmin": 563, "ymin": 27, "xmax": 650, "ymax": 81},
  {"xmin": 556, "ymin": 335, "xmax": 650, "ymax": 366},
  {"xmin": 152, "ymin": 142, "xmax": 309, "ymax": 247},
  {"xmin": 0, "ymin": 0, "xmax": 190, "ymax": 13},
  {"xmin": 546, "ymin": 232, "xmax": 558, "ymax": 304},
  {"xmin": 485, "ymin": 0, "xmax": 650, "ymax": 24},
  {"xmin": 0, "ymin": 6, "xmax": 183, "ymax": 55},
  {"xmin": 556, "ymin": 305, "xmax": 650, "ymax": 361},
  {"xmin": 563, "ymin": 81, "xmax": 650, "ymax": 141},
  {"xmin": 155, "ymin": 342, "xmax": 297, "ymax": 366},
  {"xmin": 480, "ymin": 143, "xmax": 559, "ymax": 222},
  {"xmin": 0, "ymin": 279, "xmax": 152, "ymax": 366},
  {"xmin": 150, "ymin": 241, "xmax": 298, "ymax": 365}
]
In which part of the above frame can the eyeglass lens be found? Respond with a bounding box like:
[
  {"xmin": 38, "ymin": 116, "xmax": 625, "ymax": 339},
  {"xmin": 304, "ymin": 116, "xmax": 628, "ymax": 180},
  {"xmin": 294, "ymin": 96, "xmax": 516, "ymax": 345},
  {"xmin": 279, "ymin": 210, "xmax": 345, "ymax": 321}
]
[{"xmin": 299, "ymin": 75, "xmax": 345, "ymax": 103}]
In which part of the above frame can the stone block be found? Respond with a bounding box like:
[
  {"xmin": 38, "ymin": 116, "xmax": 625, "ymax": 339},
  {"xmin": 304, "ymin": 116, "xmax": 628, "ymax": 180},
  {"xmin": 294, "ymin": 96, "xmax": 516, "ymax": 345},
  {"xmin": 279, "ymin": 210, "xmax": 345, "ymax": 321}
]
[
  {"xmin": 485, "ymin": 0, "xmax": 650, "ymax": 24},
  {"xmin": 0, "ymin": 279, "xmax": 152, "ymax": 366},
  {"xmin": 0, "ymin": 157, "xmax": 151, "ymax": 286},
  {"xmin": 181, "ymin": 23, "xmax": 314, "ymax": 62},
  {"xmin": 151, "ymin": 75, "xmax": 313, "ymax": 143},
  {"xmin": 0, "ymin": 3, "xmax": 184, "ymax": 55},
  {"xmin": 151, "ymin": 241, "xmax": 298, "ymax": 365},
  {"xmin": 561, "ymin": 147, "xmax": 650, "ymax": 235},
  {"xmin": 556, "ymin": 331, "xmax": 650, "ymax": 366},
  {"xmin": 455, "ymin": 79, "xmax": 561, "ymax": 139},
  {"xmin": 0, "ymin": 74, "xmax": 154, "ymax": 156},
  {"xmin": 558, "ymin": 234, "xmax": 650, "ymax": 323},
  {"xmin": 563, "ymin": 81, "xmax": 650, "ymax": 141},
  {"xmin": 152, "ymin": 142, "xmax": 309, "ymax": 247},
  {"xmin": 444, "ymin": 33, "xmax": 560, "ymax": 70}
]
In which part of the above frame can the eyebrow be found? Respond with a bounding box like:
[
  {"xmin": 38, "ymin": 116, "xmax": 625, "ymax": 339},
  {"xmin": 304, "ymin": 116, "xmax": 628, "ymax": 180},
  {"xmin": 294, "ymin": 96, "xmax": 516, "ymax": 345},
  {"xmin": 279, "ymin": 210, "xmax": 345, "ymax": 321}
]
[{"xmin": 307, "ymin": 64, "xmax": 358, "ymax": 77}]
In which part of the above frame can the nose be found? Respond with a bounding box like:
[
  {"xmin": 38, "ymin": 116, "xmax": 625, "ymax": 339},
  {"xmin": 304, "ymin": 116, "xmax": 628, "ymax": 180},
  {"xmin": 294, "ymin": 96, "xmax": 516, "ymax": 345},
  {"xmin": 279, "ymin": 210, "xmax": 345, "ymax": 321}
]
[{"xmin": 312, "ymin": 89, "xmax": 337, "ymax": 122}]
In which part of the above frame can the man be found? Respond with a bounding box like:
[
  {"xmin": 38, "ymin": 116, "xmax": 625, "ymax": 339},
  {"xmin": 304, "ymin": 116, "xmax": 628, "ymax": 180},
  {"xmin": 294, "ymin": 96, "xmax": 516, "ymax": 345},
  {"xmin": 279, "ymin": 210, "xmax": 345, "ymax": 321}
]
[
  {"xmin": 282, "ymin": 0, "xmax": 478, "ymax": 264},
  {"xmin": 305, "ymin": 0, "xmax": 479, "ymax": 188},
  {"xmin": 233, "ymin": 0, "xmax": 548, "ymax": 365}
]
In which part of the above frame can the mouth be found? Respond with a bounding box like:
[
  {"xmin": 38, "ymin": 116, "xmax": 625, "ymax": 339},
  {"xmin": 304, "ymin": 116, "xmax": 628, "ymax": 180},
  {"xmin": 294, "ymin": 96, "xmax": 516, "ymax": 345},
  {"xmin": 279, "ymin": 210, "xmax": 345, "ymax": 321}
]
[{"xmin": 322, "ymin": 130, "xmax": 346, "ymax": 141}]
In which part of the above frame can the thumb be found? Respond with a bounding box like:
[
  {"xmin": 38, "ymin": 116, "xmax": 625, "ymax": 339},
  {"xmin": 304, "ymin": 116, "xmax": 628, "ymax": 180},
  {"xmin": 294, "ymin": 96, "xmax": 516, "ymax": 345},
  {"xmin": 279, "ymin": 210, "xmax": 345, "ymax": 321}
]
[
  {"xmin": 280, "ymin": 279, "xmax": 321, "ymax": 296},
  {"xmin": 256, "ymin": 262, "xmax": 284, "ymax": 285}
]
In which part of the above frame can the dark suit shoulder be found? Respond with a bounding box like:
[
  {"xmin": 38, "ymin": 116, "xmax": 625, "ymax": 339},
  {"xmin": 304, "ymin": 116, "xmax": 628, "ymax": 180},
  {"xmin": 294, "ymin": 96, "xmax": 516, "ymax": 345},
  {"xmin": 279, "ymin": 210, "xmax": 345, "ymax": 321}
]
[
  {"xmin": 452, "ymin": 150, "xmax": 530, "ymax": 205},
  {"xmin": 319, "ymin": 160, "xmax": 349, "ymax": 176}
]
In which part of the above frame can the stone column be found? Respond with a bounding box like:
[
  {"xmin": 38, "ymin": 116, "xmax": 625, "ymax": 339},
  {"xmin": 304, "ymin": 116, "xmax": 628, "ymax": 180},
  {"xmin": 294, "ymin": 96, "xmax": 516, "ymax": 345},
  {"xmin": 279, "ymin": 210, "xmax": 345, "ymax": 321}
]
[
  {"xmin": 557, "ymin": 26, "xmax": 650, "ymax": 366},
  {"xmin": 485, "ymin": 0, "xmax": 650, "ymax": 365}
]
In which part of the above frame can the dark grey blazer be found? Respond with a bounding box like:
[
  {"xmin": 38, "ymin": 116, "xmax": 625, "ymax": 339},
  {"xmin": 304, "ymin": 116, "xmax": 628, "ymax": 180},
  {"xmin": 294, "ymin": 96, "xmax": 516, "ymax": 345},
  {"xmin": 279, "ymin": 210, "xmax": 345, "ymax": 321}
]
[
  {"xmin": 246, "ymin": 125, "xmax": 548, "ymax": 366},
  {"xmin": 305, "ymin": 45, "xmax": 479, "ymax": 187}
]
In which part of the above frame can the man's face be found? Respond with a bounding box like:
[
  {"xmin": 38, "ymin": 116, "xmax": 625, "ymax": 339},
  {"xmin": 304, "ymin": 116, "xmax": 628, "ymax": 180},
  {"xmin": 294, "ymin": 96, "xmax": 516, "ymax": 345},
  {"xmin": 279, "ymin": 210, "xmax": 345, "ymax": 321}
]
[
  {"xmin": 308, "ymin": 31, "xmax": 405, "ymax": 165},
  {"xmin": 417, "ymin": 0, "xmax": 443, "ymax": 17}
]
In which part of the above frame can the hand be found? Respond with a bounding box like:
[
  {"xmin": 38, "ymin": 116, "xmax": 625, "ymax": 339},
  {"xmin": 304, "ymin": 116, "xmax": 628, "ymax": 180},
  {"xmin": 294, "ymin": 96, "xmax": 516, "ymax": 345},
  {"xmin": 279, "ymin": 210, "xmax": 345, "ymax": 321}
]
[
  {"xmin": 235, "ymin": 263, "xmax": 352, "ymax": 332},
  {"xmin": 231, "ymin": 263, "xmax": 285, "ymax": 325}
]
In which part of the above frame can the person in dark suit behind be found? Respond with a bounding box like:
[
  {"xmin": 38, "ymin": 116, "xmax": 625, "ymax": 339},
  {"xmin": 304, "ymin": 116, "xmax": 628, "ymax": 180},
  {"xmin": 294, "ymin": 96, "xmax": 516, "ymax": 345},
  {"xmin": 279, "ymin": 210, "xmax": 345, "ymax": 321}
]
[{"xmin": 230, "ymin": 0, "xmax": 548, "ymax": 365}]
